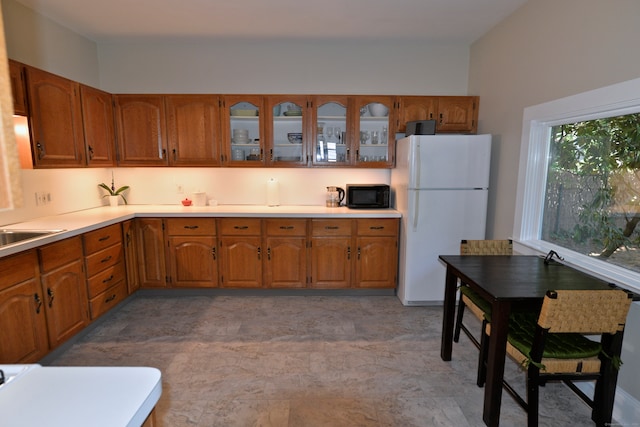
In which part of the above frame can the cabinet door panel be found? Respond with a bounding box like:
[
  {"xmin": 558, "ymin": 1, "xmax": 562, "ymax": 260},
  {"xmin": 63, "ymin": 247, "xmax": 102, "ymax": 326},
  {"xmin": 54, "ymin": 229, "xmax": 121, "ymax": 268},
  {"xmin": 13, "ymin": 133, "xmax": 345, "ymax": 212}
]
[
  {"xmin": 396, "ymin": 96, "xmax": 437, "ymax": 133},
  {"xmin": 355, "ymin": 236, "xmax": 397, "ymax": 288},
  {"xmin": 9, "ymin": 60, "xmax": 27, "ymax": 115},
  {"xmin": 40, "ymin": 259, "xmax": 89, "ymax": 348},
  {"xmin": 310, "ymin": 237, "xmax": 351, "ymax": 289},
  {"xmin": 166, "ymin": 95, "xmax": 220, "ymax": 166},
  {"xmin": 0, "ymin": 278, "xmax": 49, "ymax": 363},
  {"xmin": 115, "ymin": 95, "xmax": 168, "ymax": 166},
  {"xmin": 122, "ymin": 220, "xmax": 140, "ymax": 294},
  {"xmin": 81, "ymin": 85, "xmax": 116, "ymax": 166},
  {"xmin": 27, "ymin": 67, "xmax": 85, "ymax": 167},
  {"xmin": 169, "ymin": 236, "xmax": 218, "ymax": 287},
  {"xmin": 219, "ymin": 236, "xmax": 262, "ymax": 288},
  {"xmin": 437, "ymin": 96, "xmax": 478, "ymax": 134},
  {"xmin": 265, "ymin": 237, "xmax": 306, "ymax": 288},
  {"xmin": 136, "ymin": 219, "xmax": 167, "ymax": 287}
]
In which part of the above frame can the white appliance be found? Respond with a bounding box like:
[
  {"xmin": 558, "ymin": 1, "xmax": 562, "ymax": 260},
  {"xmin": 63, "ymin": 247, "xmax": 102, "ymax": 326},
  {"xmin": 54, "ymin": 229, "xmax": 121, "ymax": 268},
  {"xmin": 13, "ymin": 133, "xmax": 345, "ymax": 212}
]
[{"xmin": 390, "ymin": 134, "xmax": 492, "ymax": 305}]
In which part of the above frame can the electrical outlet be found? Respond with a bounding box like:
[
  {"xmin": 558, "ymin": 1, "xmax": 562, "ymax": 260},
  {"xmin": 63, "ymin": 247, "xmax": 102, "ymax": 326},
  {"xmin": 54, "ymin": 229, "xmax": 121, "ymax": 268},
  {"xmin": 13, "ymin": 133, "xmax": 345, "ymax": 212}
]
[
  {"xmin": 176, "ymin": 184, "xmax": 184, "ymax": 194},
  {"xmin": 34, "ymin": 192, "xmax": 51, "ymax": 206}
]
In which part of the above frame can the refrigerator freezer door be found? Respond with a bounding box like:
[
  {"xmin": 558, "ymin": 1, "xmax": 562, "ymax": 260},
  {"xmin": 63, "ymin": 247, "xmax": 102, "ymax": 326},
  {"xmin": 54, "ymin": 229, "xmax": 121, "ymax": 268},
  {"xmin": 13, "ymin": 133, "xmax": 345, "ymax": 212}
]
[
  {"xmin": 397, "ymin": 188, "xmax": 488, "ymax": 305},
  {"xmin": 399, "ymin": 135, "xmax": 492, "ymax": 190}
]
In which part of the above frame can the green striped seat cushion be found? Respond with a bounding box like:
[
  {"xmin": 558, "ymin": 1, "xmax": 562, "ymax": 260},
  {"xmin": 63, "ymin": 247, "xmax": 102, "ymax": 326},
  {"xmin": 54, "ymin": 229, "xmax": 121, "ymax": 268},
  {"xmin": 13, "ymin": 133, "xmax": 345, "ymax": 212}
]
[{"xmin": 460, "ymin": 285, "xmax": 493, "ymax": 322}]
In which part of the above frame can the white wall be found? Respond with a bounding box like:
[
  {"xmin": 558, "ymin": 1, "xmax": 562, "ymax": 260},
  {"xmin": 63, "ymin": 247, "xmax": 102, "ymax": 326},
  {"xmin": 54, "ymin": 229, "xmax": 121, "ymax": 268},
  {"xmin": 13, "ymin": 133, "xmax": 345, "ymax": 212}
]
[
  {"xmin": 468, "ymin": 0, "xmax": 640, "ymax": 416},
  {"xmin": 468, "ymin": 0, "xmax": 640, "ymax": 240},
  {"xmin": 97, "ymin": 39, "xmax": 470, "ymax": 95},
  {"xmin": 1, "ymin": 0, "xmax": 99, "ymax": 86}
]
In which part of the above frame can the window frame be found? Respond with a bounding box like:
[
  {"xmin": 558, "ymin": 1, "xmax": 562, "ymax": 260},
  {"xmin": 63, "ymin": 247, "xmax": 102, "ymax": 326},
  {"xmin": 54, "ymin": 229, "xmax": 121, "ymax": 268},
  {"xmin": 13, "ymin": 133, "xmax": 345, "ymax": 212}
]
[{"xmin": 513, "ymin": 77, "xmax": 640, "ymax": 293}]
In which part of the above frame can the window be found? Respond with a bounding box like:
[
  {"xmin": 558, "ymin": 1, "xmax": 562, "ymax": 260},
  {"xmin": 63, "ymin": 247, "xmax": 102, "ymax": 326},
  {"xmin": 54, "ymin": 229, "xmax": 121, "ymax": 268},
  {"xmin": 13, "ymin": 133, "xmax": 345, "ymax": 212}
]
[{"xmin": 514, "ymin": 77, "xmax": 640, "ymax": 292}]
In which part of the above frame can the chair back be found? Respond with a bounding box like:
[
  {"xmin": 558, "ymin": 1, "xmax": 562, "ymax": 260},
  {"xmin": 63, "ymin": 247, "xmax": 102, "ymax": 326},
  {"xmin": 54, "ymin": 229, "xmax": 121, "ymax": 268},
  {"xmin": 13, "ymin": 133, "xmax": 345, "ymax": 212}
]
[
  {"xmin": 538, "ymin": 290, "xmax": 631, "ymax": 334},
  {"xmin": 460, "ymin": 239, "xmax": 513, "ymax": 255}
]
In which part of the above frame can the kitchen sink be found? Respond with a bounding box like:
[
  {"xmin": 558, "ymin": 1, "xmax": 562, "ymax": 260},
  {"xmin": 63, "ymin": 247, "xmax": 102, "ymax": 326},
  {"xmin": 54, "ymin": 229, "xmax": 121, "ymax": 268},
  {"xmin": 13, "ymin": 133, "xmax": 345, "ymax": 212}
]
[{"xmin": 0, "ymin": 229, "xmax": 64, "ymax": 247}]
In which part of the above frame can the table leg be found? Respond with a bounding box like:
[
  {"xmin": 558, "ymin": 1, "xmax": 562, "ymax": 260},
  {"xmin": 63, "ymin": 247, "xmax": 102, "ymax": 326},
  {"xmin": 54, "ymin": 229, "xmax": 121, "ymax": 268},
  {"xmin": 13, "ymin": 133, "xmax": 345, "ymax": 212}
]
[
  {"xmin": 592, "ymin": 331, "xmax": 624, "ymax": 425},
  {"xmin": 441, "ymin": 265, "xmax": 458, "ymax": 361},
  {"xmin": 483, "ymin": 300, "xmax": 511, "ymax": 427}
]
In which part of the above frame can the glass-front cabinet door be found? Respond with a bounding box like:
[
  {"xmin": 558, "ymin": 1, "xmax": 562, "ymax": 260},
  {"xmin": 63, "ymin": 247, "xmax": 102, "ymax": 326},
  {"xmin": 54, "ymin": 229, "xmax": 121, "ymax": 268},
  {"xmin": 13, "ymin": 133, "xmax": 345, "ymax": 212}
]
[
  {"xmin": 353, "ymin": 96, "xmax": 395, "ymax": 167},
  {"xmin": 265, "ymin": 95, "xmax": 310, "ymax": 166},
  {"xmin": 312, "ymin": 96, "xmax": 351, "ymax": 166},
  {"xmin": 222, "ymin": 95, "xmax": 264, "ymax": 166}
]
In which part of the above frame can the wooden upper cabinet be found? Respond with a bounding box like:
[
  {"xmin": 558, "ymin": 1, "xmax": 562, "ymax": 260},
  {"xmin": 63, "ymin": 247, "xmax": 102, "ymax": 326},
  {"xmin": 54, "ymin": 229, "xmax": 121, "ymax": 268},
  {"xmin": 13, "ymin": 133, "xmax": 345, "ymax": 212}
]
[
  {"xmin": 80, "ymin": 85, "xmax": 116, "ymax": 167},
  {"xmin": 114, "ymin": 95, "xmax": 168, "ymax": 166},
  {"xmin": 26, "ymin": 66, "xmax": 85, "ymax": 167},
  {"xmin": 436, "ymin": 96, "xmax": 478, "ymax": 134},
  {"xmin": 165, "ymin": 95, "xmax": 221, "ymax": 166},
  {"xmin": 395, "ymin": 96, "xmax": 478, "ymax": 134},
  {"xmin": 9, "ymin": 60, "xmax": 28, "ymax": 115},
  {"xmin": 395, "ymin": 96, "xmax": 437, "ymax": 133}
]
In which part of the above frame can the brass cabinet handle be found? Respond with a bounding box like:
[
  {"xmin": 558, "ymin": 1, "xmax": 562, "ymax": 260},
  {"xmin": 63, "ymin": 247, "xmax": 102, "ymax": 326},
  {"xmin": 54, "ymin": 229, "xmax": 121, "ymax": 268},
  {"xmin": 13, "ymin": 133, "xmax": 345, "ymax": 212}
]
[
  {"xmin": 88, "ymin": 145, "xmax": 94, "ymax": 160},
  {"xmin": 47, "ymin": 288, "xmax": 54, "ymax": 308},
  {"xmin": 34, "ymin": 293, "xmax": 42, "ymax": 314},
  {"xmin": 347, "ymin": 246, "xmax": 351, "ymax": 260},
  {"xmin": 325, "ymin": 226, "xmax": 339, "ymax": 230},
  {"xmin": 101, "ymin": 255, "xmax": 113, "ymax": 263},
  {"xmin": 234, "ymin": 226, "xmax": 249, "ymax": 230},
  {"xmin": 102, "ymin": 275, "xmax": 114, "ymax": 284},
  {"xmin": 98, "ymin": 235, "xmax": 111, "ymax": 242},
  {"xmin": 211, "ymin": 247, "xmax": 216, "ymax": 260},
  {"xmin": 184, "ymin": 225, "xmax": 199, "ymax": 230},
  {"xmin": 369, "ymin": 226, "xmax": 384, "ymax": 230},
  {"xmin": 105, "ymin": 294, "xmax": 117, "ymax": 303},
  {"xmin": 36, "ymin": 142, "xmax": 45, "ymax": 160},
  {"xmin": 279, "ymin": 226, "xmax": 294, "ymax": 230}
]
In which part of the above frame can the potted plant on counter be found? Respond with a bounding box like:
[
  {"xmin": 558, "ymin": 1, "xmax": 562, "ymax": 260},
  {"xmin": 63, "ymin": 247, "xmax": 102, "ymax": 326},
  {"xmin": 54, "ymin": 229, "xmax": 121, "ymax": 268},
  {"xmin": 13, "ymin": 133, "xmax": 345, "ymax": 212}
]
[{"xmin": 99, "ymin": 174, "xmax": 129, "ymax": 206}]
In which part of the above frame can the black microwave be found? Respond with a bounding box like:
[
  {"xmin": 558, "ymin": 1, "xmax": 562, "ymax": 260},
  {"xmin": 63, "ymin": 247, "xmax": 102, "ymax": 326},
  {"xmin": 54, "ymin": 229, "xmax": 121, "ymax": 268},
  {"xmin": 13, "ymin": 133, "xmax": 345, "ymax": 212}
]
[{"xmin": 346, "ymin": 184, "xmax": 390, "ymax": 209}]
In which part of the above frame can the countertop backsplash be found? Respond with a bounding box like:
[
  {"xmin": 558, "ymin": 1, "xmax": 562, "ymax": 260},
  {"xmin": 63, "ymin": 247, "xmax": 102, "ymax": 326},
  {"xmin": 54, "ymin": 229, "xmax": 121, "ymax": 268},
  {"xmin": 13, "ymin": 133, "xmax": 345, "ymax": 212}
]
[{"xmin": 0, "ymin": 167, "xmax": 390, "ymax": 227}]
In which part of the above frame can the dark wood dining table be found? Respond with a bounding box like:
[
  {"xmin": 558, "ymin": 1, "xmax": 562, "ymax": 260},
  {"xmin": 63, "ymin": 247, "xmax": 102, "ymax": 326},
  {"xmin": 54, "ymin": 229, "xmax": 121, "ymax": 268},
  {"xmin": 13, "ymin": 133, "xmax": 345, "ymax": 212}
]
[{"xmin": 438, "ymin": 255, "xmax": 621, "ymax": 427}]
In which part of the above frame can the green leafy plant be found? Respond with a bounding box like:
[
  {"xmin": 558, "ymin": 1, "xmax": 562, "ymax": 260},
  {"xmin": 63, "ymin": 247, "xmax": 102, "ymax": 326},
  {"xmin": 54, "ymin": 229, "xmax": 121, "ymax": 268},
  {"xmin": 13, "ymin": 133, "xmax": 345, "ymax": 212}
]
[{"xmin": 99, "ymin": 176, "xmax": 129, "ymax": 204}]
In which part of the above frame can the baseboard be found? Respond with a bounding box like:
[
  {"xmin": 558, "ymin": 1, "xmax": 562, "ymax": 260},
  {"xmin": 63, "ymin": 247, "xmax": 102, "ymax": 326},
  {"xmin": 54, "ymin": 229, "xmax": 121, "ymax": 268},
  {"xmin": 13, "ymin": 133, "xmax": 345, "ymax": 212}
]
[{"xmin": 574, "ymin": 382, "xmax": 640, "ymax": 425}]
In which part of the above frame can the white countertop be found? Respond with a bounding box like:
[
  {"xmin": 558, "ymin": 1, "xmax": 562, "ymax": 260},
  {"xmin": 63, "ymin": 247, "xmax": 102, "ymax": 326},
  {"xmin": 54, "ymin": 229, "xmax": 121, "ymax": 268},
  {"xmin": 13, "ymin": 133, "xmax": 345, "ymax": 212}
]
[
  {"xmin": 0, "ymin": 364, "xmax": 161, "ymax": 427},
  {"xmin": 0, "ymin": 204, "xmax": 401, "ymax": 257}
]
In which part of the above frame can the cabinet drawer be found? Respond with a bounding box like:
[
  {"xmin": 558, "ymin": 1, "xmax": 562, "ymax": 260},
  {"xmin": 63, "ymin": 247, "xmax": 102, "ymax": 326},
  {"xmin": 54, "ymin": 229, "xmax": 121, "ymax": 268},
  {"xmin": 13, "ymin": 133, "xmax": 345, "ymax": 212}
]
[
  {"xmin": 89, "ymin": 279, "xmax": 127, "ymax": 319},
  {"xmin": 356, "ymin": 219, "xmax": 399, "ymax": 236},
  {"xmin": 0, "ymin": 250, "xmax": 38, "ymax": 291},
  {"xmin": 85, "ymin": 244, "xmax": 123, "ymax": 277},
  {"xmin": 265, "ymin": 219, "xmax": 307, "ymax": 236},
  {"xmin": 219, "ymin": 218, "xmax": 262, "ymax": 235},
  {"xmin": 311, "ymin": 219, "xmax": 352, "ymax": 236},
  {"xmin": 39, "ymin": 236, "xmax": 83, "ymax": 272},
  {"xmin": 83, "ymin": 223, "xmax": 122, "ymax": 254},
  {"xmin": 87, "ymin": 261, "xmax": 125, "ymax": 298},
  {"xmin": 166, "ymin": 218, "xmax": 216, "ymax": 236}
]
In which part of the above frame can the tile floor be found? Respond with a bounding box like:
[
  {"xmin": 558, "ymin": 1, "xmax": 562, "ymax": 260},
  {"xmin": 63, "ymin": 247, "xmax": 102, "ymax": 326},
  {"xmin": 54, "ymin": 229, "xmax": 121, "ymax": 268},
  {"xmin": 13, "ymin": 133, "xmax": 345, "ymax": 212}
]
[{"xmin": 48, "ymin": 294, "xmax": 600, "ymax": 426}]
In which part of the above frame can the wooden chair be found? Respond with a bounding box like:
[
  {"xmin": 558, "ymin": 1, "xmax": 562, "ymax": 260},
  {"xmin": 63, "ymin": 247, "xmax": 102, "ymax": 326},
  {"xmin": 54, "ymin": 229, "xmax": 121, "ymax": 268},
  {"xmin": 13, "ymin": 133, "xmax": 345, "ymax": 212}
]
[
  {"xmin": 453, "ymin": 239, "xmax": 513, "ymax": 386},
  {"xmin": 502, "ymin": 289, "xmax": 632, "ymax": 427}
]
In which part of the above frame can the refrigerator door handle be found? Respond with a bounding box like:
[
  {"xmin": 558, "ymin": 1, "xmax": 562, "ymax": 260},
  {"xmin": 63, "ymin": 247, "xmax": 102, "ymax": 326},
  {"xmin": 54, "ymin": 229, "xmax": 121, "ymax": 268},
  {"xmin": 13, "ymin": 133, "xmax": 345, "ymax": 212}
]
[{"xmin": 412, "ymin": 191, "xmax": 420, "ymax": 232}]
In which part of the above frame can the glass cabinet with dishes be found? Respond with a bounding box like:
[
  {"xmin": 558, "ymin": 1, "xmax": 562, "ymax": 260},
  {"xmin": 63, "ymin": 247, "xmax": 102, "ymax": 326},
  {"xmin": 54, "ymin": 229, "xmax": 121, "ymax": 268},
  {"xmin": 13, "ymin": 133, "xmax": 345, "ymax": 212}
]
[
  {"xmin": 264, "ymin": 95, "xmax": 310, "ymax": 166},
  {"xmin": 311, "ymin": 96, "xmax": 352, "ymax": 166},
  {"xmin": 353, "ymin": 96, "xmax": 394, "ymax": 167},
  {"xmin": 222, "ymin": 95, "xmax": 264, "ymax": 166}
]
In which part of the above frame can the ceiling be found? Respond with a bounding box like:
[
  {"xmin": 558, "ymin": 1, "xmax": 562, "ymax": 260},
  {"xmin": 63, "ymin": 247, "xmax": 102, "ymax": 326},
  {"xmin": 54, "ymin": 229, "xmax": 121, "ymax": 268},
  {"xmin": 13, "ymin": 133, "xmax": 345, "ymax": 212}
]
[{"xmin": 14, "ymin": 0, "xmax": 527, "ymax": 44}]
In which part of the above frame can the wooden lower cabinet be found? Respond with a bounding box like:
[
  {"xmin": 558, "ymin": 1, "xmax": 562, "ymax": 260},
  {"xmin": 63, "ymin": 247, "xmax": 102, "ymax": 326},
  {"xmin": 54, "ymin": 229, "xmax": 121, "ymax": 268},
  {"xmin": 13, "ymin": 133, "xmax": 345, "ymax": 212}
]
[
  {"xmin": 218, "ymin": 218, "xmax": 263, "ymax": 288},
  {"xmin": 309, "ymin": 219, "xmax": 353, "ymax": 289},
  {"xmin": 83, "ymin": 224, "xmax": 127, "ymax": 319},
  {"xmin": 354, "ymin": 219, "xmax": 399, "ymax": 288},
  {"xmin": 264, "ymin": 219, "xmax": 307, "ymax": 288},
  {"xmin": 166, "ymin": 218, "xmax": 218, "ymax": 287},
  {"xmin": 136, "ymin": 218, "xmax": 167, "ymax": 288},
  {"xmin": 0, "ymin": 251, "xmax": 49, "ymax": 363},
  {"xmin": 38, "ymin": 237, "xmax": 90, "ymax": 349},
  {"xmin": 122, "ymin": 220, "xmax": 140, "ymax": 293}
]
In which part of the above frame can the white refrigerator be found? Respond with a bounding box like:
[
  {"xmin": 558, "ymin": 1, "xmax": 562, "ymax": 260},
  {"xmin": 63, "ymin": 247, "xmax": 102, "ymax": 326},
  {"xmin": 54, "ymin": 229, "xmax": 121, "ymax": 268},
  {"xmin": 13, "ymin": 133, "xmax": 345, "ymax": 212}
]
[{"xmin": 390, "ymin": 134, "xmax": 492, "ymax": 306}]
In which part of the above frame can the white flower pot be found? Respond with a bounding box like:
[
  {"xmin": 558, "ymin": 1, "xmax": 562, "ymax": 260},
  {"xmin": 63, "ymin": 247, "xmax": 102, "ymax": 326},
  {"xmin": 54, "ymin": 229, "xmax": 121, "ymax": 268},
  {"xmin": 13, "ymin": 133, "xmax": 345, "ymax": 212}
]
[{"xmin": 109, "ymin": 195, "xmax": 119, "ymax": 207}]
